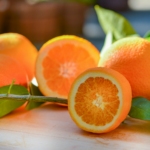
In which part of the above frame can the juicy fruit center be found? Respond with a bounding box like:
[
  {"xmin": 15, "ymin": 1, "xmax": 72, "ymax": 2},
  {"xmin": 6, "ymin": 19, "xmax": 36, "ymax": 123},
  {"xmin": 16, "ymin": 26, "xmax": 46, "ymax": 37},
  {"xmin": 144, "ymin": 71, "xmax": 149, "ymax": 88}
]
[
  {"xmin": 93, "ymin": 94, "xmax": 104, "ymax": 109},
  {"xmin": 59, "ymin": 62, "xmax": 76, "ymax": 78},
  {"xmin": 75, "ymin": 77, "xmax": 120, "ymax": 126},
  {"xmin": 41, "ymin": 40, "xmax": 99, "ymax": 97}
]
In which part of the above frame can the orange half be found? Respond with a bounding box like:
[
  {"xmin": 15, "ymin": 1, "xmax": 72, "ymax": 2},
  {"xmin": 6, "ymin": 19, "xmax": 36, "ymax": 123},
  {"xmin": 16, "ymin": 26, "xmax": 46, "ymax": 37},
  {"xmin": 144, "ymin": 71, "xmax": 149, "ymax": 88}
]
[
  {"xmin": 35, "ymin": 35, "xmax": 100, "ymax": 98},
  {"xmin": 68, "ymin": 67, "xmax": 132, "ymax": 133}
]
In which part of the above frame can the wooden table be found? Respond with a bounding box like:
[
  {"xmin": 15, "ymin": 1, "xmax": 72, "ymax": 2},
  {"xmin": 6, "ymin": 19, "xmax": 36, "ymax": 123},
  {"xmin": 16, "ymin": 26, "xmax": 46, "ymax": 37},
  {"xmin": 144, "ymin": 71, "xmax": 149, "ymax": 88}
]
[{"xmin": 0, "ymin": 103, "xmax": 150, "ymax": 150}]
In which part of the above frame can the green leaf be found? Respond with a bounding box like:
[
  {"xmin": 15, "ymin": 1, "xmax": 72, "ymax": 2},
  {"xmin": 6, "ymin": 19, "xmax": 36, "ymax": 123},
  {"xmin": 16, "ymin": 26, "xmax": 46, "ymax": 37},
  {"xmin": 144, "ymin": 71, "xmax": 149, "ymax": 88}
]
[
  {"xmin": 143, "ymin": 31, "xmax": 150, "ymax": 41},
  {"xmin": 145, "ymin": 37, "xmax": 150, "ymax": 42},
  {"xmin": 0, "ymin": 85, "xmax": 29, "ymax": 117},
  {"xmin": 98, "ymin": 31, "xmax": 114, "ymax": 66},
  {"xmin": 144, "ymin": 30, "xmax": 150, "ymax": 38},
  {"xmin": 128, "ymin": 97, "xmax": 150, "ymax": 120},
  {"xmin": 100, "ymin": 31, "xmax": 113, "ymax": 56},
  {"xmin": 26, "ymin": 79, "xmax": 44, "ymax": 110},
  {"xmin": 94, "ymin": 5, "xmax": 137, "ymax": 41}
]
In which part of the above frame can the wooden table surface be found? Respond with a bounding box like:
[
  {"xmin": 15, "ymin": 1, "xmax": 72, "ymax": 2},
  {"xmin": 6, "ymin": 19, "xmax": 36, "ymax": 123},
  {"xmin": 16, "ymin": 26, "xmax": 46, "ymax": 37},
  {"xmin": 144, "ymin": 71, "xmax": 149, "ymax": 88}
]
[{"xmin": 0, "ymin": 103, "xmax": 150, "ymax": 150}]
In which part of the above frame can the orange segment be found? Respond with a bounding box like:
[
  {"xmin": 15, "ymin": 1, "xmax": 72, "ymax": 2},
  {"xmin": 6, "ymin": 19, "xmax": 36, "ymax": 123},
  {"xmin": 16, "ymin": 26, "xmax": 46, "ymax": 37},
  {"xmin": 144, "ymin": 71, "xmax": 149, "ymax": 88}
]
[
  {"xmin": 68, "ymin": 67, "xmax": 132, "ymax": 133},
  {"xmin": 35, "ymin": 35, "xmax": 100, "ymax": 98}
]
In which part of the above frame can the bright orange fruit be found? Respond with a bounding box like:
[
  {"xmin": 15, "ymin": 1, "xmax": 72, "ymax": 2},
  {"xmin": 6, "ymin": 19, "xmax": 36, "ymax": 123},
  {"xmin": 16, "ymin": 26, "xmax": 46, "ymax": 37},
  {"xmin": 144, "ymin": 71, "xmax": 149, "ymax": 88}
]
[
  {"xmin": 0, "ymin": 54, "xmax": 28, "ymax": 87},
  {"xmin": 68, "ymin": 67, "xmax": 132, "ymax": 133},
  {"xmin": 35, "ymin": 35, "xmax": 100, "ymax": 98},
  {"xmin": 0, "ymin": 33, "xmax": 38, "ymax": 80},
  {"xmin": 99, "ymin": 36, "xmax": 150, "ymax": 100}
]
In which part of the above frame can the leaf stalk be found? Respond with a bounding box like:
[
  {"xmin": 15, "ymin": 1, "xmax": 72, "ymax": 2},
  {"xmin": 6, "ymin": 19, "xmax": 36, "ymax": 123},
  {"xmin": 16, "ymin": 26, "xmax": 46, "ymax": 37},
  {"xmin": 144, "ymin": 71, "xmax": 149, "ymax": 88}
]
[{"xmin": 0, "ymin": 94, "xmax": 68, "ymax": 105}]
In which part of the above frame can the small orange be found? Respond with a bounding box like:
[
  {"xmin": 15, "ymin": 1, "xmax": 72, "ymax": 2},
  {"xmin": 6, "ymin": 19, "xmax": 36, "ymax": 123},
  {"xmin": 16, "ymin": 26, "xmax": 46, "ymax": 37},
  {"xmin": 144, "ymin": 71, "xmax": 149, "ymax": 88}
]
[
  {"xmin": 0, "ymin": 32, "xmax": 38, "ymax": 80},
  {"xmin": 99, "ymin": 36, "xmax": 150, "ymax": 100},
  {"xmin": 35, "ymin": 35, "xmax": 100, "ymax": 99},
  {"xmin": 68, "ymin": 67, "xmax": 132, "ymax": 133},
  {"xmin": 0, "ymin": 54, "xmax": 28, "ymax": 87}
]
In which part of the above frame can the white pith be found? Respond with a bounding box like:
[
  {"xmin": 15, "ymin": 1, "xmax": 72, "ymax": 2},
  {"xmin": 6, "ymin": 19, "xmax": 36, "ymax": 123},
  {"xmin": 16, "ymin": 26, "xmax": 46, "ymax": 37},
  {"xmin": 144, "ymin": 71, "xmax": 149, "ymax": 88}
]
[{"xmin": 59, "ymin": 62, "xmax": 77, "ymax": 78}]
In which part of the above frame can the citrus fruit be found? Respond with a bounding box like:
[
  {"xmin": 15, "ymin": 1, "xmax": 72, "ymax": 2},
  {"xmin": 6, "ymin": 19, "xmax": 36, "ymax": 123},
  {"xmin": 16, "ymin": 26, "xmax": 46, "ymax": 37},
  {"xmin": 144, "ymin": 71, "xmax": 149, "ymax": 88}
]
[
  {"xmin": 68, "ymin": 67, "xmax": 132, "ymax": 133},
  {"xmin": 0, "ymin": 32, "xmax": 38, "ymax": 80},
  {"xmin": 0, "ymin": 54, "xmax": 28, "ymax": 87},
  {"xmin": 99, "ymin": 36, "xmax": 150, "ymax": 100},
  {"xmin": 35, "ymin": 35, "xmax": 100, "ymax": 99}
]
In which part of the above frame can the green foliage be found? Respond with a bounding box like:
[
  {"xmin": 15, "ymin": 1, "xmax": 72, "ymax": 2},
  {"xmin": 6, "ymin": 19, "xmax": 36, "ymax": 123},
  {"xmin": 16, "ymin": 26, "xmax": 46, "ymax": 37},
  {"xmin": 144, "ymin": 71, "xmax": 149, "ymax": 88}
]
[
  {"xmin": 100, "ymin": 31, "xmax": 114, "ymax": 57},
  {"xmin": 94, "ymin": 5, "xmax": 138, "ymax": 42},
  {"xmin": 0, "ymin": 85, "xmax": 29, "ymax": 118},
  {"xmin": 129, "ymin": 97, "xmax": 150, "ymax": 120},
  {"xmin": 144, "ymin": 31, "xmax": 150, "ymax": 41},
  {"xmin": 26, "ymin": 82, "xmax": 44, "ymax": 110}
]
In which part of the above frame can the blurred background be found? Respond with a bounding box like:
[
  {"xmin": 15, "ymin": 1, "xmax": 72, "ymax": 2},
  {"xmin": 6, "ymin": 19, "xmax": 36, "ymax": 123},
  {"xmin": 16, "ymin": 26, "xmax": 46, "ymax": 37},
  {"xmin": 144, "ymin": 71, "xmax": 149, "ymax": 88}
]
[{"xmin": 0, "ymin": 0, "xmax": 150, "ymax": 50}]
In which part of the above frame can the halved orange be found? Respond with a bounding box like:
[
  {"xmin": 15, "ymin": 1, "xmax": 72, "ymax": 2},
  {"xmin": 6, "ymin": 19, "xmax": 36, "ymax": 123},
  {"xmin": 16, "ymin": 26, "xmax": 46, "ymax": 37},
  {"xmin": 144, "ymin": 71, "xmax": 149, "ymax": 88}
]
[
  {"xmin": 35, "ymin": 35, "xmax": 100, "ymax": 99},
  {"xmin": 68, "ymin": 67, "xmax": 132, "ymax": 133}
]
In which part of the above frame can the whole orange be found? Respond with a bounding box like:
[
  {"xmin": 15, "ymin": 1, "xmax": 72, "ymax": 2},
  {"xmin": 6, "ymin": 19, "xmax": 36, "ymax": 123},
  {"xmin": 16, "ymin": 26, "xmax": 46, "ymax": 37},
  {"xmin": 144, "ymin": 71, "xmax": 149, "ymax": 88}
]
[
  {"xmin": 99, "ymin": 36, "xmax": 150, "ymax": 100},
  {"xmin": 0, "ymin": 54, "xmax": 28, "ymax": 87},
  {"xmin": 0, "ymin": 33, "xmax": 38, "ymax": 80}
]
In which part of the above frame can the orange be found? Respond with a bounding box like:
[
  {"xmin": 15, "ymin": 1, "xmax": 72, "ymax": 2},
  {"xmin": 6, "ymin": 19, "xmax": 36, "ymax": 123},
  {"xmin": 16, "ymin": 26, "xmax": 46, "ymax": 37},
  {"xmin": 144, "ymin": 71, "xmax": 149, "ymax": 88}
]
[
  {"xmin": 99, "ymin": 36, "xmax": 150, "ymax": 100},
  {"xmin": 35, "ymin": 35, "xmax": 100, "ymax": 99},
  {"xmin": 0, "ymin": 54, "xmax": 28, "ymax": 87},
  {"xmin": 68, "ymin": 67, "xmax": 132, "ymax": 133},
  {"xmin": 0, "ymin": 32, "xmax": 38, "ymax": 80}
]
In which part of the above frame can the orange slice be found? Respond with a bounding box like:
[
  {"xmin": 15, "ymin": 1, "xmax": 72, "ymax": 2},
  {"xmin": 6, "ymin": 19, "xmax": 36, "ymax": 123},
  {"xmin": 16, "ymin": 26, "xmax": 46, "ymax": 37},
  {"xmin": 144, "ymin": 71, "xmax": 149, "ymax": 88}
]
[
  {"xmin": 35, "ymin": 35, "xmax": 100, "ymax": 98},
  {"xmin": 68, "ymin": 67, "xmax": 132, "ymax": 133}
]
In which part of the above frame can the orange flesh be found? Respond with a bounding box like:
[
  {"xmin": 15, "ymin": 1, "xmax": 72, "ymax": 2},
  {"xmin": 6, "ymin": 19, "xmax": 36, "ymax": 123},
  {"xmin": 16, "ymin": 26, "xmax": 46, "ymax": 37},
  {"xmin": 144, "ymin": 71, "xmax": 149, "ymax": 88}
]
[
  {"xmin": 42, "ymin": 43, "xmax": 98, "ymax": 96},
  {"xmin": 75, "ymin": 77, "xmax": 120, "ymax": 126}
]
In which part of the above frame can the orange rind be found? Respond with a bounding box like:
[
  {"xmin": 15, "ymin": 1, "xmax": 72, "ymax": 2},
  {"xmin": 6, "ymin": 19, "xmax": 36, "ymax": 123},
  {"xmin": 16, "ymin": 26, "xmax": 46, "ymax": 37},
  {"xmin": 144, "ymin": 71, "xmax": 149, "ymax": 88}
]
[
  {"xmin": 99, "ymin": 36, "xmax": 150, "ymax": 99},
  {"xmin": 68, "ymin": 67, "xmax": 132, "ymax": 133},
  {"xmin": 35, "ymin": 35, "xmax": 100, "ymax": 98}
]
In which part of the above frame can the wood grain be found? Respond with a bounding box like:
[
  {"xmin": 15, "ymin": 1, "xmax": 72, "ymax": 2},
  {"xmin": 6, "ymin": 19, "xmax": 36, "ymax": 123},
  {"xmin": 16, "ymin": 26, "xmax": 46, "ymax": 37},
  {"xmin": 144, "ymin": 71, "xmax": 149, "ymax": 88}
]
[{"xmin": 0, "ymin": 103, "xmax": 150, "ymax": 150}]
